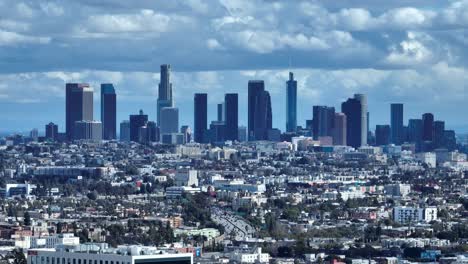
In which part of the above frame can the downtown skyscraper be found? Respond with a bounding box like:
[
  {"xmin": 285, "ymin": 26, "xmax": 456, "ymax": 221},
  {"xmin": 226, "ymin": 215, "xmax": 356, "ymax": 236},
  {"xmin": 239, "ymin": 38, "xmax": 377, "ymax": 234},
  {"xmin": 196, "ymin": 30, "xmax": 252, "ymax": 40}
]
[
  {"xmin": 194, "ymin": 93, "xmax": 207, "ymax": 143},
  {"xmin": 422, "ymin": 113, "xmax": 434, "ymax": 142},
  {"xmin": 391, "ymin": 103, "xmax": 404, "ymax": 145},
  {"xmin": 333, "ymin": 113, "xmax": 347, "ymax": 146},
  {"xmin": 248, "ymin": 80, "xmax": 264, "ymax": 141},
  {"xmin": 45, "ymin": 122, "xmax": 58, "ymax": 141},
  {"xmin": 408, "ymin": 119, "xmax": 423, "ymax": 151},
  {"xmin": 101, "ymin": 83, "xmax": 116, "ymax": 140},
  {"xmin": 433, "ymin": 120, "xmax": 445, "ymax": 149},
  {"xmin": 376, "ymin": 125, "xmax": 391, "ymax": 146},
  {"xmin": 129, "ymin": 110, "xmax": 148, "ymax": 142},
  {"xmin": 224, "ymin": 93, "xmax": 238, "ymax": 141},
  {"xmin": 312, "ymin": 106, "xmax": 335, "ymax": 140},
  {"xmin": 157, "ymin": 64, "xmax": 173, "ymax": 126},
  {"xmin": 342, "ymin": 94, "xmax": 367, "ymax": 148},
  {"xmin": 248, "ymin": 80, "xmax": 272, "ymax": 141},
  {"xmin": 65, "ymin": 83, "xmax": 94, "ymax": 140},
  {"xmin": 286, "ymin": 72, "xmax": 297, "ymax": 133},
  {"xmin": 354, "ymin": 94, "xmax": 368, "ymax": 146}
]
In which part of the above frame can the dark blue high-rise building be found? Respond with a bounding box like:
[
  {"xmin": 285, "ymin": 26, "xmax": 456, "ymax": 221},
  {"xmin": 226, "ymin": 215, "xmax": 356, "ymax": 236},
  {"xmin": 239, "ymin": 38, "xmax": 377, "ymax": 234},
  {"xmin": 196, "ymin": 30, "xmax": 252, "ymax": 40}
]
[
  {"xmin": 217, "ymin": 103, "xmax": 224, "ymax": 122},
  {"xmin": 248, "ymin": 80, "xmax": 265, "ymax": 140},
  {"xmin": 391, "ymin": 103, "xmax": 404, "ymax": 145},
  {"xmin": 422, "ymin": 113, "xmax": 435, "ymax": 151},
  {"xmin": 45, "ymin": 122, "xmax": 58, "ymax": 141},
  {"xmin": 375, "ymin": 125, "xmax": 391, "ymax": 146},
  {"xmin": 209, "ymin": 121, "xmax": 225, "ymax": 144},
  {"xmin": 224, "ymin": 93, "xmax": 238, "ymax": 141},
  {"xmin": 253, "ymin": 90, "xmax": 272, "ymax": 141},
  {"xmin": 444, "ymin": 130, "xmax": 457, "ymax": 151},
  {"xmin": 422, "ymin": 113, "xmax": 434, "ymax": 142},
  {"xmin": 408, "ymin": 119, "xmax": 423, "ymax": 152},
  {"xmin": 194, "ymin": 93, "xmax": 207, "ymax": 143},
  {"xmin": 129, "ymin": 110, "xmax": 148, "ymax": 142},
  {"xmin": 286, "ymin": 72, "xmax": 297, "ymax": 133},
  {"xmin": 433, "ymin": 120, "xmax": 445, "ymax": 149},
  {"xmin": 66, "ymin": 83, "xmax": 94, "ymax": 140},
  {"xmin": 101, "ymin": 83, "xmax": 116, "ymax": 140},
  {"xmin": 147, "ymin": 121, "xmax": 159, "ymax": 142},
  {"xmin": 312, "ymin": 106, "xmax": 335, "ymax": 140},
  {"xmin": 341, "ymin": 97, "xmax": 362, "ymax": 148}
]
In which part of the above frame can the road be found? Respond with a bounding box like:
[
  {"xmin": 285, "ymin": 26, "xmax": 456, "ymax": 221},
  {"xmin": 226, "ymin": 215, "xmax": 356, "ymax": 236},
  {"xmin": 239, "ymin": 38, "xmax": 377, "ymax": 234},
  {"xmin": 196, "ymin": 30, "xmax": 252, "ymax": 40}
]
[{"xmin": 211, "ymin": 207, "xmax": 255, "ymax": 240}]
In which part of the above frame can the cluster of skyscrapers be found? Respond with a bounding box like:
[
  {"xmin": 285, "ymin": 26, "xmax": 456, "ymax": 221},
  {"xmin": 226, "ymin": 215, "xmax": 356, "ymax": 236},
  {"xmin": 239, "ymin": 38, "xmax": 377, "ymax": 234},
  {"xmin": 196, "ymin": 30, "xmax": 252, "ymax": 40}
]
[
  {"xmin": 375, "ymin": 106, "xmax": 456, "ymax": 152},
  {"xmin": 49, "ymin": 83, "xmax": 116, "ymax": 141},
  {"xmin": 194, "ymin": 92, "xmax": 239, "ymax": 144},
  {"xmin": 120, "ymin": 65, "xmax": 189, "ymax": 145},
  {"xmin": 43, "ymin": 64, "xmax": 456, "ymax": 152}
]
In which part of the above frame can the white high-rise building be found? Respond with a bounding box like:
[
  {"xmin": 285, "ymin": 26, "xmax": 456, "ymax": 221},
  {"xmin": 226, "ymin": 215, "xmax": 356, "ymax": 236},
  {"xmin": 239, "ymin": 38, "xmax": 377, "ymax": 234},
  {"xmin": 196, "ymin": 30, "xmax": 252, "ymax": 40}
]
[{"xmin": 354, "ymin": 94, "xmax": 368, "ymax": 146}]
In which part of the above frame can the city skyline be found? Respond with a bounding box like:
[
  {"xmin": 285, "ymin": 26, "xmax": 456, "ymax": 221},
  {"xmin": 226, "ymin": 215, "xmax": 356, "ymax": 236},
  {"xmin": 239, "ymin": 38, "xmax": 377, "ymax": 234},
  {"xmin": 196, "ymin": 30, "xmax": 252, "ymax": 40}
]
[
  {"xmin": 0, "ymin": 2, "xmax": 467, "ymax": 263},
  {"xmin": 3, "ymin": 69, "xmax": 466, "ymax": 137},
  {"xmin": 55, "ymin": 67, "xmax": 455, "ymax": 154}
]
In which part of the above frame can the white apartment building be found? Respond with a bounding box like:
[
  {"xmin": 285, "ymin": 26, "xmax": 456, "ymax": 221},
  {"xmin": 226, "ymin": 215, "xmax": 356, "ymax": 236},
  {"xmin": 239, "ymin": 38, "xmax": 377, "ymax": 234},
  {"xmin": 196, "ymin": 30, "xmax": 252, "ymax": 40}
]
[
  {"xmin": 16, "ymin": 234, "xmax": 79, "ymax": 249},
  {"xmin": 393, "ymin": 206, "xmax": 438, "ymax": 224},
  {"xmin": 173, "ymin": 228, "xmax": 220, "ymax": 240}
]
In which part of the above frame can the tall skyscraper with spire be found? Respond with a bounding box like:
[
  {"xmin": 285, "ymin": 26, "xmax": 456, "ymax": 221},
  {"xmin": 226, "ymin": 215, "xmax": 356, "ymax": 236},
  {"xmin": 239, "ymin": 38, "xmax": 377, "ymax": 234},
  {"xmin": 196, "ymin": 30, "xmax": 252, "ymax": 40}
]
[
  {"xmin": 286, "ymin": 72, "xmax": 297, "ymax": 133},
  {"xmin": 157, "ymin": 64, "xmax": 173, "ymax": 126}
]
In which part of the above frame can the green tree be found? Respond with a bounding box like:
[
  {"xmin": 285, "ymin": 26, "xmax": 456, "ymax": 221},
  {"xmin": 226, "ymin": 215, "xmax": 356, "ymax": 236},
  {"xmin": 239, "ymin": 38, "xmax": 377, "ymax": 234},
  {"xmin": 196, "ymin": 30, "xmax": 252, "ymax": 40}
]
[{"xmin": 23, "ymin": 212, "xmax": 31, "ymax": 226}]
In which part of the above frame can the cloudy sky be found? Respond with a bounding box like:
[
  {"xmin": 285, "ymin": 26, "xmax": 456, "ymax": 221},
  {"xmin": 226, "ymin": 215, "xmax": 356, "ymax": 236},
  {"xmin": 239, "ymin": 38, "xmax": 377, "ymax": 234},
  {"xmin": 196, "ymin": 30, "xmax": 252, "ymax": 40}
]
[{"xmin": 0, "ymin": 0, "xmax": 467, "ymax": 134}]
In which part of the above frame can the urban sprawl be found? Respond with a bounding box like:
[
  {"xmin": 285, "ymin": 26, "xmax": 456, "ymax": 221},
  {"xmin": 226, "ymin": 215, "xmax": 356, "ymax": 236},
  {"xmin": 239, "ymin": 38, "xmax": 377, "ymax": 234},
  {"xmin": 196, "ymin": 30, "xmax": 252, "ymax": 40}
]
[{"xmin": 0, "ymin": 64, "xmax": 467, "ymax": 264}]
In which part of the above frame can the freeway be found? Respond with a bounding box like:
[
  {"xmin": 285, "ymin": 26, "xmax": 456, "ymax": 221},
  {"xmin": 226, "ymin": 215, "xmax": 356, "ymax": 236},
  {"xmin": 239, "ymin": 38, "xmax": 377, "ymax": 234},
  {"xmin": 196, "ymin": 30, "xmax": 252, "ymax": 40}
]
[{"xmin": 211, "ymin": 207, "xmax": 255, "ymax": 240}]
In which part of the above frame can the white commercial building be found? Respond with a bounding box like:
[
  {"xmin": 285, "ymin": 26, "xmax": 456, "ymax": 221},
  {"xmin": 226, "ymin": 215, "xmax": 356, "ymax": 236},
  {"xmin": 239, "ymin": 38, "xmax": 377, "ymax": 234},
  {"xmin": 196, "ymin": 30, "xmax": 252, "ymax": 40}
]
[
  {"xmin": 229, "ymin": 248, "xmax": 269, "ymax": 263},
  {"xmin": 3, "ymin": 184, "xmax": 36, "ymax": 198},
  {"xmin": 27, "ymin": 244, "xmax": 192, "ymax": 264},
  {"xmin": 393, "ymin": 206, "xmax": 438, "ymax": 224},
  {"xmin": 166, "ymin": 186, "xmax": 200, "ymax": 199},
  {"xmin": 173, "ymin": 228, "xmax": 220, "ymax": 240},
  {"xmin": 16, "ymin": 234, "xmax": 80, "ymax": 249},
  {"xmin": 213, "ymin": 180, "xmax": 266, "ymax": 194}
]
